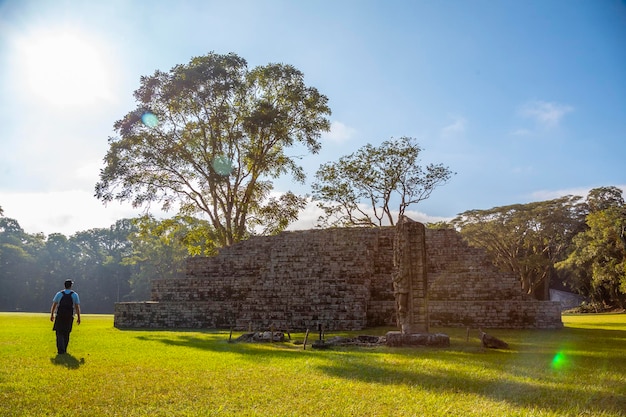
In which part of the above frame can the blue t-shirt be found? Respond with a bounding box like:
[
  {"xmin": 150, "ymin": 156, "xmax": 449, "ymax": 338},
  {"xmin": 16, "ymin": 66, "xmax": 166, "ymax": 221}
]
[{"xmin": 53, "ymin": 289, "xmax": 80, "ymax": 306}]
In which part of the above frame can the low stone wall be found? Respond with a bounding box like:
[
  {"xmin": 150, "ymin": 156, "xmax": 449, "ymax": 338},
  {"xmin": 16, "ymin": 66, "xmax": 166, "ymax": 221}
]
[
  {"xmin": 114, "ymin": 301, "xmax": 228, "ymax": 329},
  {"xmin": 114, "ymin": 225, "xmax": 563, "ymax": 330}
]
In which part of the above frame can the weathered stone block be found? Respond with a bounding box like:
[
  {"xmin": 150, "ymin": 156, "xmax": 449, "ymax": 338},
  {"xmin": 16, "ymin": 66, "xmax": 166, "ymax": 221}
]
[{"xmin": 385, "ymin": 331, "xmax": 450, "ymax": 347}]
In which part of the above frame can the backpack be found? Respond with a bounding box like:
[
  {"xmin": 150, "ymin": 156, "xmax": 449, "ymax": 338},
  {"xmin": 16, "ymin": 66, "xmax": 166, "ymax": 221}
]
[{"xmin": 57, "ymin": 291, "xmax": 74, "ymax": 317}]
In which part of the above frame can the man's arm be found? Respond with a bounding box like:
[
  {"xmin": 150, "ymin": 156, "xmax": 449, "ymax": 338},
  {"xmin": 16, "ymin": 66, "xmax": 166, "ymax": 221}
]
[
  {"xmin": 75, "ymin": 304, "xmax": 81, "ymax": 325},
  {"xmin": 50, "ymin": 302, "xmax": 57, "ymax": 322}
]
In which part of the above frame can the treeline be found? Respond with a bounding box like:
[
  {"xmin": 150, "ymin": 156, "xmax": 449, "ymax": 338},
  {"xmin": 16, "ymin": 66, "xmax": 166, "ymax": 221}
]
[
  {"xmin": 0, "ymin": 215, "xmax": 216, "ymax": 313},
  {"xmin": 449, "ymin": 186, "xmax": 626, "ymax": 309},
  {"xmin": 1, "ymin": 186, "xmax": 625, "ymax": 313}
]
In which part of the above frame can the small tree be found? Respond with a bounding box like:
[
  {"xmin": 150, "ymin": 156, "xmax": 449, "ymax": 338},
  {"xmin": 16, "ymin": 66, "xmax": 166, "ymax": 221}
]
[
  {"xmin": 95, "ymin": 52, "xmax": 331, "ymax": 247},
  {"xmin": 311, "ymin": 136, "xmax": 454, "ymax": 227}
]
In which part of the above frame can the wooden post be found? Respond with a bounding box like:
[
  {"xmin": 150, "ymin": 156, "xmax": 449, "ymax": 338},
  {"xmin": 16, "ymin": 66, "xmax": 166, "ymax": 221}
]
[{"xmin": 303, "ymin": 329, "xmax": 310, "ymax": 350}]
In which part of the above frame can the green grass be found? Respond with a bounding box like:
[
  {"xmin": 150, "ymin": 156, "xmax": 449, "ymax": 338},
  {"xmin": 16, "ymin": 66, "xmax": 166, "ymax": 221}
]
[{"xmin": 1, "ymin": 313, "xmax": 624, "ymax": 416}]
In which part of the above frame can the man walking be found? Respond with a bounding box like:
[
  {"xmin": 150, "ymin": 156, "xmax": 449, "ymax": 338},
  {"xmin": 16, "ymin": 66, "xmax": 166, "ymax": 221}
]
[{"xmin": 50, "ymin": 279, "xmax": 81, "ymax": 355}]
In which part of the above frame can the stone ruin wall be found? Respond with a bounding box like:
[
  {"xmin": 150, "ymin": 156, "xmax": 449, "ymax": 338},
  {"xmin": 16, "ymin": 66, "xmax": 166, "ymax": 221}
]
[
  {"xmin": 426, "ymin": 229, "xmax": 562, "ymax": 328},
  {"xmin": 114, "ymin": 226, "xmax": 562, "ymax": 330}
]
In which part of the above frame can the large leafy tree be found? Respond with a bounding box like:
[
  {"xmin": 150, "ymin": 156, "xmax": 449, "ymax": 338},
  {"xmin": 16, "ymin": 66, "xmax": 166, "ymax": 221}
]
[
  {"xmin": 95, "ymin": 52, "xmax": 331, "ymax": 246},
  {"xmin": 452, "ymin": 196, "xmax": 587, "ymax": 300},
  {"xmin": 312, "ymin": 136, "xmax": 454, "ymax": 227},
  {"xmin": 557, "ymin": 187, "xmax": 626, "ymax": 308}
]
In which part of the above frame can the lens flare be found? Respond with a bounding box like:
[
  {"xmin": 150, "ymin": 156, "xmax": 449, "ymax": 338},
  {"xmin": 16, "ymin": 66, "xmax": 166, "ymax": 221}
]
[
  {"xmin": 212, "ymin": 155, "xmax": 234, "ymax": 176},
  {"xmin": 551, "ymin": 351, "xmax": 568, "ymax": 370},
  {"xmin": 141, "ymin": 112, "xmax": 159, "ymax": 128}
]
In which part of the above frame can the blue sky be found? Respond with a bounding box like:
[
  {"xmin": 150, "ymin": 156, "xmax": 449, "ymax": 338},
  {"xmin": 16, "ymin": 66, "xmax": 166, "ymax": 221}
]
[{"xmin": 1, "ymin": 0, "xmax": 625, "ymax": 235}]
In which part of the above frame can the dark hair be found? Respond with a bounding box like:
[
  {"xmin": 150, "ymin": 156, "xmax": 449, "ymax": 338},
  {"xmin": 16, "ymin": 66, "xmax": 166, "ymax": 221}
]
[{"xmin": 64, "ymin": 279, "xmax": 73, "ymax": 289}]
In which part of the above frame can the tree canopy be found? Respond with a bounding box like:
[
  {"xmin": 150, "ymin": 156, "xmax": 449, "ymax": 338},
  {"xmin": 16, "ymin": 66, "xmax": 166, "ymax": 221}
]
[
  {"xmin": 0, "ymin": 217, "xmax": 136, "ymax": 312},
  {"xmin": 452, "ymin": 196, "xmax": 588, "ymax": 300},
  {"xmin": 311, "ymin": 136, "xmax": 454, "ymax": 227},
  {"xmin": 556, "ymin": 187, "xmax": 626, "ymax": 308},
  {"xmin": 95, "ymin": 52, "xmax": 331, "ymax": 247},
  {"xmin": 586, "ymin": 185, "xmax": 625, "ymax": 213}
]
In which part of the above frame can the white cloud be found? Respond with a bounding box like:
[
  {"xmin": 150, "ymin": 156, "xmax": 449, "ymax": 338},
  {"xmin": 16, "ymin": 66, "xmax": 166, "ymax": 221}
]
[
  {"xmin": 519, "ymin": 100, "xmax": 574, "ymax": 129},
  {"xmin": 529, "ymin": 188, "xmax": 590, "ymax": 201},
  {"xmin": 529, "ymin": 185, "xmax": 626, "ymax": 201},
  {"xmin": 286, "ymin": 200, "xmax": 324, "ymax": 230},
  {"xmin": 73, "ymin": 160, "xmax": 105, "ymax": 189},
  {"xmin": 401, "ymin": 209, "xmax": 453, "ymax": 225},
  {"xmin": 0, "ymin": 190, "xmax": 167, "ymax": 236},
  {"xmin": 322, "ymin": 120, "xmax": 357, "ymax": 143},
  {"xmin": 441, "ymin": 117, "xmax": 467, "ymax": 137}
]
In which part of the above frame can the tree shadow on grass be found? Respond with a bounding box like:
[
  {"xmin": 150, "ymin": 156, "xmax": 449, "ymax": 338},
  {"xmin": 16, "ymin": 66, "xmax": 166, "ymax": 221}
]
[
  {"xmin": 315, "ymin": 351, "xmax": 626, "ymax": 415},
  {"xmin": 50, "ymin": 353, "xmax": 85, "ymax": 369},
  {"xmin": 134, "ymin": 333, "xmax": 305, "ymax": 359}
]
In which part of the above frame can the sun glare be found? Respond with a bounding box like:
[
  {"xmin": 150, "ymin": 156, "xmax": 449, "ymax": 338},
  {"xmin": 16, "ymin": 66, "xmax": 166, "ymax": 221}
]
[{"xmin": 12, "ymin": 27, "xmax": 115, "ymax": 107}]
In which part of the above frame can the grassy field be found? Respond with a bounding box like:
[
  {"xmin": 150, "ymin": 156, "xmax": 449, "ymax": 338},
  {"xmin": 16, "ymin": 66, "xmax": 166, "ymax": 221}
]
[{"xmin": 0, "ymin": 313, "xmax": 624, "ymax": 416}]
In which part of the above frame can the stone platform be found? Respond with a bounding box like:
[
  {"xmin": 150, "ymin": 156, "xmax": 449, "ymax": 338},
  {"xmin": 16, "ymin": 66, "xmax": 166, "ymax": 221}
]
[{"xmin": 385, "ymin": 331, "xmax": 450, "ymax": 347}]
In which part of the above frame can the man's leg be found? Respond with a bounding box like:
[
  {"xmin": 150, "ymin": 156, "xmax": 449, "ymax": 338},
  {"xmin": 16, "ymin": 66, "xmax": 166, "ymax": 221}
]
[
  {"xmin": 55, "ymin": 331, "xmax": 66, "ymax": 354},
  {"xmin": 64, "ymin": 331, "xmax": 71, "ymax": 353}
]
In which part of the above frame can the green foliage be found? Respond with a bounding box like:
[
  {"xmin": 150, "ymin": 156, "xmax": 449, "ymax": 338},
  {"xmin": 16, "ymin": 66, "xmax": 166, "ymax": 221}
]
[
  {"xmin": 426, "ymin": 221, "xmax": 455, "ymax": 229},
  {"xmin": 1, "ymin": 313, "xmax": 625, "ymax": 416},
  {"xmin": 312, "ymin": 137, "xmax": 454, "ymax": 227},
  {"xmin": 0, "ymin": 214, "xmax": 225, "ymax": 312},
  {"xmin": 0, "ymin": 218, "xmax": 136, "ymax": 313},
  {"xmin": 248, "ymin": 191, "xmax": 308, "ymax": 236},
  {"xmin": 586, "ymin": 185, "xmax": 625, "ymax": 213},
  {"xmin": 452, "ymin": 186, "xmax": 626, "ymax": 307},
  {"xmin": 95, "ymin": 52, "xmax": 331, "ymax": 247},
  {"xmin": 452, "ymin": 196, "xmax": 587, "ymax": 300},
  {"xmin": 557, "ymin": 206, "xmax": 626, "ymax": 308}
]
